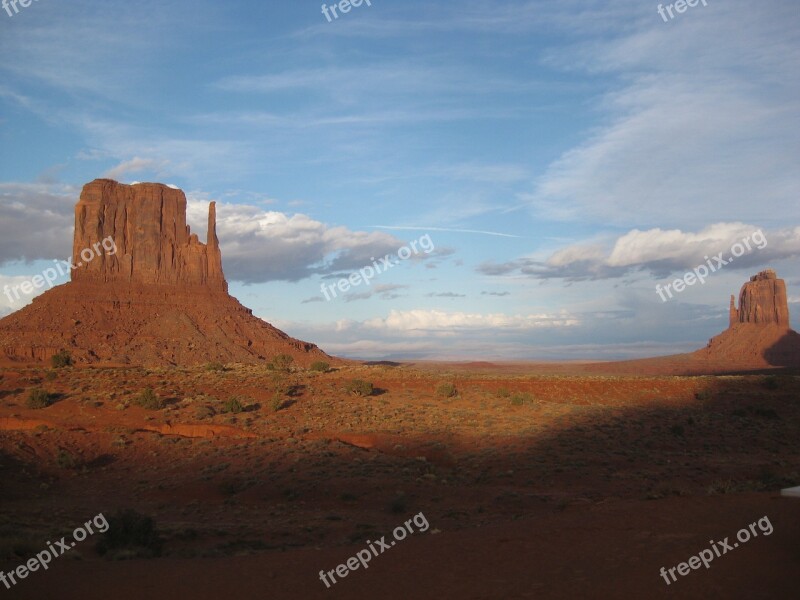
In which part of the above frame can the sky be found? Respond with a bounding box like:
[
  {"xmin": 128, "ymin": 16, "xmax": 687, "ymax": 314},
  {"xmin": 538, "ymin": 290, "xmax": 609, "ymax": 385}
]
[{"xmin": 0, "ymin": 0, "xmax": 799, "ymax": 361}]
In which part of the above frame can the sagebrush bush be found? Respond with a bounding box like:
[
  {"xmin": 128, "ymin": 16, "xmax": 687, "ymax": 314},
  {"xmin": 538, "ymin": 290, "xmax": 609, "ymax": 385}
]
[
  {"xmin": 310, "ymin": 361, "xmax": 330, "ymax": 373},
  {"xmin": 26, "ymin": 388, "xmax": 53, "ymax": 409},
  {"xmin": 134, "ymin": 388, "xmax": 164, "ymax": 410},
  {"xmin": 345, "ymin": 379, "xmax": 374, "ymax": 397},
  {"xmin": 510, "ymin": 392, "xmax": 533, "ymax": 406},
  {"xmin": 221, "ymin": 397, "xmax": 244, "ymax": 414},
  {"xmin": 51, "ymin": 349, "xmax": 72, "ymax": 368},
  {"xmin": 268, "ymin": 354, "xmax": 294, "ymax": 372},
  {"xmin": 96, "ymin": 509, "xmax": 163, "ymax": 559},
  {"xmin": 435, "ymin": 382, "xmax": 457, "ymax": 398}
]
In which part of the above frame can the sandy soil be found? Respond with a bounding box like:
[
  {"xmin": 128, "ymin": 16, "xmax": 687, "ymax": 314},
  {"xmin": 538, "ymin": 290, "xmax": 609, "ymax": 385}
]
[{"xmin": 1, "ymin": 362, "xmax": 798, "ymax": 598}]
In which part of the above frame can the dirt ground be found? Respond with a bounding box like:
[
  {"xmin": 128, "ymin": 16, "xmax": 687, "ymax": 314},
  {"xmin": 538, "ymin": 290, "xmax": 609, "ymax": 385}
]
[{"xmin": 1, "ymin": 361, "xmax": 798, "ymax": 598}]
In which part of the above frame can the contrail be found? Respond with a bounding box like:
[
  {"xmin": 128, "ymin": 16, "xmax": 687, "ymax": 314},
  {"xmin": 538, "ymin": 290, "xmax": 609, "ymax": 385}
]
[{"xmin": 371, "ymin": 225, "xmax": 522, "ymax": 239}]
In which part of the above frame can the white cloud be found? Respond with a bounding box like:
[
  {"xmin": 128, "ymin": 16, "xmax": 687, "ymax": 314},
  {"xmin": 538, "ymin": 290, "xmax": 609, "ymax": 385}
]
[
  {"xmin": 363, "ymin": 309, "xmax": 579, "ymax": 333},
  {"xmin": 103, "ymin": 157, "xmax": 168, "ymax": 180},
  {"xmin": 529, "ymin": 0, "xmax": 800, "ymax": 228},
  {"xmin": 185, "ymin": 198, "xmax": 437, "ymax": 283},
  {"xmin": 0, "ymin": 183, "xmax": 77, "ymax": 265},
  {"xmin": 479, "ymin": 223, "xmax": 800, "ymax": 280}
]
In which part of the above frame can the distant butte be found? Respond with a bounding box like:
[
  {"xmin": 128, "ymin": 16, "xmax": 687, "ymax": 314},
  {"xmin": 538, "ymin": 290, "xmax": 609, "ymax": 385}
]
[
  {"xmin": 696, "ymin": 268, "xmax": 799, "ymax": 369},
  {"xmin": 0, "ymin": 179, "xmax": 335, "ymax": 367},
  {"xmin": 583, "ymin": 269, "xmax": 800, "ymax": 375}
]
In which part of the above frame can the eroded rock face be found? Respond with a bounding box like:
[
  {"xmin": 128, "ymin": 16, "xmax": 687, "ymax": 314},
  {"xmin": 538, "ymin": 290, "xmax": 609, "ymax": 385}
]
[
  {"xmin": 72, "ymin": 179, "xmax": 226, "ymax": 291},
  {"xmin": 729, "ymin": 269, "xmax": 790, "ymax": 327}
]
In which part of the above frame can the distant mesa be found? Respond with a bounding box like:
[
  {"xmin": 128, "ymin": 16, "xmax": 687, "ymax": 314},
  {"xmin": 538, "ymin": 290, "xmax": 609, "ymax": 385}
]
[{"xmin": 0, "ymin": 179, "xmax": 335, "ymax": 367}]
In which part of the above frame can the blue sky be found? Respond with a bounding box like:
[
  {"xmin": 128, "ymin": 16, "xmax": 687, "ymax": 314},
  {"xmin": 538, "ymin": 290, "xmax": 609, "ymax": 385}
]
[{"xmin": 1, "ymin": 0, "xmax": 799, "ymax": 360}]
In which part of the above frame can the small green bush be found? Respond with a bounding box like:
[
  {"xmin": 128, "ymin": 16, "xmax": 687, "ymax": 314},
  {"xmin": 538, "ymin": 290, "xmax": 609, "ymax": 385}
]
[
  {"xmin": 389, "ymin": 493, "xmax": 408, "ymax": 514},
  {"xmin": 435, "ymin": 382, "xmax": 457, "ymax": 398},
  {"xmin": 510, "ymin": 392, "xmax": 533, "ymax": 406},
  {"xmin": 345, "ymin": 379, "xmax": 374, "ymax": 397},
  {"xmin": 194, "ymin": 405, "xmax": 215, "ymax": 420},
  {"xmin": 268, "ymin": 354, "xmax": 294, "ymax": 372},
  {"xmin": 205, "ymin": 362, "xmax": 225, "ymax": 372},
  {"xmin": 56, "ymin": 449, "xmax": 78, "ymax": 469},
  {"xmin": 310, "ymin": 361, "xmax": 330, "ymax": 373},
  {"xmin": 221, "ymin": 397, "xmax": 245, "ymax": 414},
  {"xmin": 51, "ymin": 349, "xmax": 72, "ymax": 369},
  {"xmin": 496, "ymin": 388, "xmax": 511, "ymax": 398},
  {"xmin": 26, "ymin": 388, "xmax": 53, "ymax": 409},
  {"xmin": 669, "ymin": 424, "xmax": 685, "ymax": 437},
  {"xmin": 134, "ymin": 388, "xmax": 164, "ymax": 410},
  {"xmin": 96, "ymin": 509, "xmax": 163, "ymax": 559}
]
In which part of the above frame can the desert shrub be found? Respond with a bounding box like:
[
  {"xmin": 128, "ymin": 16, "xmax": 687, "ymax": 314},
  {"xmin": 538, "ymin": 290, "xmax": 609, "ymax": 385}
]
[
  {"xmin": 221, "ymin": 397, "xmax": 245, "ymax": 414},
  {"xmin": 194, "ymin": 405, "xmax": 216, "ymax": 420},
  {"xmin": 669, "ymin": 424, "xmax": 685, "ymax": 437},
  {"xmin": 268, "ymin": 354, "xmax": 294, "ymax": 372},
  {"xmin": 205, "ymin": 362, "xmax": 225, "ymax": 372},
  {"xmin": 96, "ymin": 509, "xmax": 163, "ymax": 559},
  {"xmin": 51, "ymin": 349, "xmax": 72, "ymax": 369},
  {"xmin": 56, "ymin": 449, "xmax": 78, "ymax": 469},
  {"xmin": 435, "ymin": 382, "xmax": 457, "ymax": 398},
  {"xmin": 26, "ymin": 388, "xmax": 53, "ymax": 409},
  {"xmin": 134, "ymin": 388, "xmax": 164, "ymax": 410},
  {"xmin": 510, "ymin": 392, "xmax": 533, "ymax": 406},
  {"xmin": 389, "ymin": 493, "xmax": 408, "ymax": 514},
  {"xmin": 271, "ymin": 395, "xmax": 284, "ymax": 412},
  {"xmin": 496, "ymin": 388, "xmax": 511, "ymax": 398},
  {"xmin": 310, "ymin": 361, "xmax": 330, "ymax": 373},
  {"xmin": 694, "ymin": 389, "xmax": 712, "ymax": 401},
  {"xmin": 44, "ymin": 370, "xmax": 57, "ymax": 381},
  {"xmin": 762, "ymin": 375, "xmax": 780, "ymax": 390},
  {"xmin": 271, "ymin": 369, "xmax": 291, "ymax": 394},
  {"xmin": 345, "ymin": 379, "xmax": 374, "ymax": 397},
  {"xmin": 753, "ymin": 407, "xmax": 779, "ymax": 420}
]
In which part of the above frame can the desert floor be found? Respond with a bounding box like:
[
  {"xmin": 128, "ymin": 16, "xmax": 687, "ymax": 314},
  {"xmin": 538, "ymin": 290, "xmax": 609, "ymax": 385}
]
[{"xmin": 1, "ymin": 362, "xmax": 798, "ymax": 599}]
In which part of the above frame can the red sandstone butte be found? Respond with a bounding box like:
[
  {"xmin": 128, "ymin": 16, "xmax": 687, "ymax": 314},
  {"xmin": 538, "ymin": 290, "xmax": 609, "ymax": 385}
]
[
  {"xmin": 697, "ymin": 269, "xmax": 799, "ymax": 369},
  {"xmin": 0, "ymin": 179, "xmax": 335, "ymax": 367}
]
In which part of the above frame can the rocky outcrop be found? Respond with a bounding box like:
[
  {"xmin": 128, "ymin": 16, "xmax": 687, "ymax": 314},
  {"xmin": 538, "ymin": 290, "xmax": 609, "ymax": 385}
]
[
  {"xmin": 729, "ymin": 269, "xmax": 790, "ymax": 327},
  {"xmin": 72, "ymin": 179, "xmax": 226, "ymax": 291},
  {"xmin": 0, "ymin": 180, "xmax": 336, "ymax": 367}
]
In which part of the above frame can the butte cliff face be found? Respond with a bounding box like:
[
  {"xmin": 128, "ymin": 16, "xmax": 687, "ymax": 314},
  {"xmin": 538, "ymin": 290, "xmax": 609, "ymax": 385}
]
[
  {"xmin": 72, "ymin": 179, "xmax": 226, "ymax": 290},
  {"xmin": 0, "ymin": 179, "xmax": 334, "ymax": 367},
  {"xmin": 728, "ymin": 269, "xmax": 790, "ymax": 327}
]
